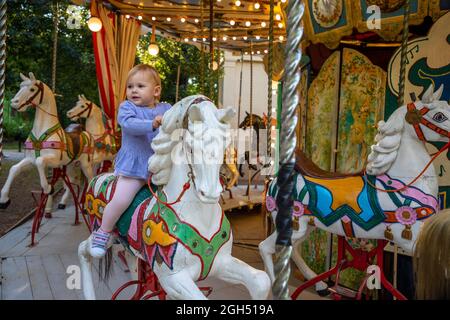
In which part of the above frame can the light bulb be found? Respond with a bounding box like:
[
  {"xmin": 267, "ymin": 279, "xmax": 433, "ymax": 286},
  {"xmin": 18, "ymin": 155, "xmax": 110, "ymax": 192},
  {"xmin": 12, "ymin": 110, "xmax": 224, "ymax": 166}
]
[
  {"xmin": 235, "ymin": 0, "xmax": 241, "ymax": 6},
  {"xmin": 184, "ymin": 38, "xmax": 189, "ymax": 42},
  {"xmin": 279, "ymin": 35, "xmax": 284, "ymax": 41},
  {"xmin": 257, "ymin": 50, "xmax": 260, "ymax": 54},
  {"xmin": 137, "ymin": 15, "xmax": 142, "ymax": 20},
  {"xmin": 243, "ymin": 36, "xmax": 247, "ymax": 40},
  {"xmin": 232, "ymin": 36, "xmax": 237, "ymax": 40},
  {"xmin": 223, "ymin": 36, "xmax": 227, "ymax": 41},
  {"xmin": 261, "ymin": 21, "xmax": 266, "ymax": 27},
  {"xmin": 256, "ymin": 35, "xmax": 260, "ymax": 40},
  {"xmin": 264, "ymin": 49, "xmax": 268, "ymax": 53},
  {"xmin": 245, "ymin": 21, "xmax": 251, "ymax": 27},
  {"xmin": 276, "ymin": 14, "xmax": 281, "ymax": 20},
  {"xmin": 278, "ymin": 22, "xmax": 283, "ymax": 28},
  {"xmin": 254, "ymin": 3, "xmax": 260, "ymax": 9},
  {"xmin": 125, "ymin": 14, "xmax": 130, "ymax": 19},
  {"xmin": 166, "ymin": 17, "xmax": 171, "ymax": 22},
  {"xmin": 195, "ymin": 18, "xmax": 199, "ymax": 23},
  {"xmin": 193, "ymin": 37, "xmax": 197, "ymax": 42},
  {"xmin": 230, "ymin": 20, "xmax": 235, "ymax": 26},
  {"xmin": 148, "ymin": 43, "xmax": 159, "ymax": 56},
  {"xmin": 181, "ymin": 17, "xmax": 186, "ymax": 23},
  {"xmin": 210, "ymin": 61, "xmax": 219, "ymax": 70},
  {"xmin": 152, "ymin": 16, "xmax": 156, "ymax": 21},
  {"xmin": 88, "ymin": 17, "xmax": 102, "ymax": 32}
]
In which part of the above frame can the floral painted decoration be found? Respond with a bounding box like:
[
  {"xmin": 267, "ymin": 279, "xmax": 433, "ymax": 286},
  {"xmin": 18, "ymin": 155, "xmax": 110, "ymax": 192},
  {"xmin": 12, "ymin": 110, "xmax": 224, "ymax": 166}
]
[
  {"xmin": 395, "ymin": 206, "xmax": 417, "ymax": 225},
  {"xmin": 266, "ymin": 196, "xmax": 277, "ymax": 212},
  {"xmin": 293, "ymin": 201, "xmax": 305, "ymax": 217}
]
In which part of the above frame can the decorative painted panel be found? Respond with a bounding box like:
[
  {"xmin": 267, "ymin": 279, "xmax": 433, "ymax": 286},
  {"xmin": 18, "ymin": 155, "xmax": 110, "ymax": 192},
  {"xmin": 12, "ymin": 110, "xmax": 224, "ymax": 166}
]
[
  {"xmin": 336, "ymin": 48, "xmax": 386, "ymax": 173},
  {"xmin": 305, "ymin": 51, "xmax": 340, "ymax": 170}
]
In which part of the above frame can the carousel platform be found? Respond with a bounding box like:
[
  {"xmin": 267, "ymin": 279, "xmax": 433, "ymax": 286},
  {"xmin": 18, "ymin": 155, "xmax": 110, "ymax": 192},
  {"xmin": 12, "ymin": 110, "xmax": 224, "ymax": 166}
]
[{"xmin": 0, "ymin": 204, "xmax": 326, "ymax": 300}]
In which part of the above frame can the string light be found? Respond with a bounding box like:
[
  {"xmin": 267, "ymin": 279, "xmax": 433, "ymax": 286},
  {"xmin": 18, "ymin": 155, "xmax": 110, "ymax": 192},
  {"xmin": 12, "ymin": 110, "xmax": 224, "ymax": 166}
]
[
  {"xmin": 223, "ymin": 36, "xmax": 227, "ymax": 41},
  {"xmin": 137, "ymin": 15, "xmax": 142, "ymax": 20},
  {"xmin": 245, "ymin": 21, "xmax": 251, "ymax": 27},
  {"xmin": 254, "ymin": 3, "xmax": 260, "ymax": 9},
  {"xmin": 203, "ymin": 37, "xmax": 206, "ymax": 41},
  {"xmin": 88, "ymin": 17, "xmax": 102, "ymax": 32},
  {"xmin": 261, "ymin": 21, "xmax": 266, "ymax": 27},
  {"xmin": 257, "ymin": 50, "xmax": 260, "ymax": 54},
  {"xmin": 166, "ymin": 17, "xmax": 171, "ymax": 22},
  {"xmin": 264, "ymin": 49, "xmax": 268, "ymax": 53},
  {"xmin": 245, "ymin": 52, "xmax": 248, "ymax": 55},
  {"xmin": 181, "ymin": 17, "xmax": 186, "ymax": 23},
  {"xmin": 281, "ymin": 0, "xmax": 286, "ymax": 2},
  {"xmin": 212, "ymin": 37, "xmax": 217, "ymax": 41},
  {"xmin": 243, "ymin": 36, "xmax": 248, "ymax": 40},
  {"xmin": 279, "ymin": 35, "xmax": 284, "ymax": 41},
  {"xmin": 184, "ymin": 38, "xmax": 189, "ymax": 42},
  {"xmin": 235, "ymin": 0, "xmax": 241, "ymax": 6},
  {"xmin": 232, "ymin": 36, "xmax": 237, "ymax": 40},
  {"xmin": 193, "ymin": 37, "xmax": 197, "ymax": 42},
  {"xmin": 276, "ymin": 14, "xmax": 281, "ymax": 20},
  {"xmin": 255, "ymin": 35, "xmax": 260, "ymax": 40},
  {"xmin": 230, "ymin": 20, "xmax": 235, "ymax": 26},
  {"xmin": 278, "ymin": 22, "xmax": 283, "ymax": 28},
  {"xmin": 151, "ymin": 16, "xmax": 156, "ymax": 21},
  {"xmin": 195, "ymin": 18, "xmax": 199, "ymax": 23}
]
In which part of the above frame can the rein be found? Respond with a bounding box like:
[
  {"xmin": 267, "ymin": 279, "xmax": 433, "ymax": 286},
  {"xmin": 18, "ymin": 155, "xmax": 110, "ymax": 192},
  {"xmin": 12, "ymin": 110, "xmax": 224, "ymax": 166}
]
[
  {"xmin": 70, "ymin": 102, "xmax": 94, "ymax": 120},
  {"xmin": 147, "ymin": 174, "xmax": 191, "ymax": 206},
  {"xmin": 18, "ymin": 81, "xmax": 58, "ymax": 118},
  {"xmin": 365, "ymin": 102, "xmax": 450, "ymax": 193}
]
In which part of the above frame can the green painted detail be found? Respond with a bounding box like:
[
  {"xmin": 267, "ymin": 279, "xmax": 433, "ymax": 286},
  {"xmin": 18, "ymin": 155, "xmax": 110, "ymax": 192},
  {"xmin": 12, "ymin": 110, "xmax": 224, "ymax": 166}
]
[
  {"xmin": 149, "ymin": 191, "xmax": 231, "ymax": 280},
  {"xmin": 116, "ymin": 185, "xmax": 153, "ymax": 236},
  {"xmin": 27, "ymin": 123, "xmax": 62, "ymax": 158}
]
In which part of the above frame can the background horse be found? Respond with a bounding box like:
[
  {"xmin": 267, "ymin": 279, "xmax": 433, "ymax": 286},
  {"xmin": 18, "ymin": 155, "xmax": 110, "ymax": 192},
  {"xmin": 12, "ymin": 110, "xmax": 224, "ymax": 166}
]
[
  {"xmin": 0, "ymin": 73, "xmax": 94, "ymax": 216},
  {"xmin": 260, "ymin": 84, "xmax": 449, "ymax": 294},
  {"xmin": 58, "ymin": 95, "xmax": 119, "ymax": 208},
  {"xmin": 238, "ymin": 112, "xmax": 267, "ymax": 195},
  {"xmin": 78, "ymin": 95, "xmax": 270, "ymax": 300}
]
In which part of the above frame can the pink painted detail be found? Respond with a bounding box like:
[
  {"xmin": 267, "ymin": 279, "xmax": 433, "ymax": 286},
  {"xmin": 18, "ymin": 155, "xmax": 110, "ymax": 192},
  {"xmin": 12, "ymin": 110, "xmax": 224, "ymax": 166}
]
[
  {"xmin": 377, "ymin": 175, "xmax": 438, "ymax": 212},
  {"xmin": 266, "ymin": 196, "xmax": 277, "ymax": 212},
  {"xmin": 24, "ymin": 140, "xmax": 64, "ymax": 150},
  {"xmin": 341, "ymin": 215, "xmax": 351, "ymax": 223},
  {"xmin": 395, "ymin": 206, "xmax": 417, "ymax": 225},
  {"xmin": 293, "ymin": 201, "xmax": 304, "ymax": 217},
  {"xmin": 128, "ymin": 205, "xmax": 141, "ymax": 242}
]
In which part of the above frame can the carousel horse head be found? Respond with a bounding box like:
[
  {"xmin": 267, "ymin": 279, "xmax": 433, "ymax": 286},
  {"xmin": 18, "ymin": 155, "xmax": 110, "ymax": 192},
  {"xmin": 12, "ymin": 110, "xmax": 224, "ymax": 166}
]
[
  {"xmin": 367, "ymin": 83, "xmax": 449, "ymax": 175},
  {"xmin": 67, "ymin": 94, "xmax": 97, "ymax": 121},
  {"xmin": 148, "ymin": 95, "xmax": 235, "ymax": 203},
  {"xmin": 238, "ymin": 111, "xmax": 265, "ymax": 130},
  {"xmin": 11, "ymin": 72, "xmax": 49, "ymax": 112}
]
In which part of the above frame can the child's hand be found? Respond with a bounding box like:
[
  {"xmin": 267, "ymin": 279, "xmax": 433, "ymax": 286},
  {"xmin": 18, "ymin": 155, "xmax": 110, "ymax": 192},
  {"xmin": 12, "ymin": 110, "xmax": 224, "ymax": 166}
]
[{"xmin": 153, "ymin": 115, "xmax": 163, "ymax": 129}]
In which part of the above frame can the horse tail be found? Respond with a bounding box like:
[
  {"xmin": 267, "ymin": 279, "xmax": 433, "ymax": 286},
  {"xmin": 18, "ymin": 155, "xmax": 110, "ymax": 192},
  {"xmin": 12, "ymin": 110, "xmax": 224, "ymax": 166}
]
[{"xmin": 98, "ymin": 246, "xmax": 114, "ymax": 282}]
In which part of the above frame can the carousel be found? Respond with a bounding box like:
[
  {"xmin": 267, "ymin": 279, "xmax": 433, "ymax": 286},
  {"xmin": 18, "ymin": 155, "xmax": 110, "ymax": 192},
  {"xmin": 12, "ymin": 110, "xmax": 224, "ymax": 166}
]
[{"xmin": 0, "ymin": 0, "xmax": 449, "ymax": 300}]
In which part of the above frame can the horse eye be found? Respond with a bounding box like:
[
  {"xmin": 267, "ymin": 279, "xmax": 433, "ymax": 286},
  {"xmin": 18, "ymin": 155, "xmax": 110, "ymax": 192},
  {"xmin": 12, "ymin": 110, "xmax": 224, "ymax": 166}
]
[
  {"xmin": 30, "ymin": 88, "xmax": 35, "ymax": 92},
  {"xmin": 432, "ymin": 112, "xmax": 448, "ymax": 123}
]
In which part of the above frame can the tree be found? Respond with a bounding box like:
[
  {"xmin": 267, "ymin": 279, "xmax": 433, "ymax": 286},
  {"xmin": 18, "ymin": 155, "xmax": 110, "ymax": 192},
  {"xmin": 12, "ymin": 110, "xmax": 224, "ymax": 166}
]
[
  {"xmin": 6, "ymin": 0, "xmax": 98, "ymax": 129},
  {"xmin": 136, "ymin": 34, "xmax": 223, "ymax": 105}
]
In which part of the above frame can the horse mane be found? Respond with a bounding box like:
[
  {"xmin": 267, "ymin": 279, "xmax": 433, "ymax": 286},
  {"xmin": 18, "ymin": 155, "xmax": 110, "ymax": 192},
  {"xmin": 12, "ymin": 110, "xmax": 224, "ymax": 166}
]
[
  {"xmin": 366, "ymin": 106, "xmax": 406, "ymax": 175},
  {"xmin": 148, "ymin": 95, "xmax": 226, "ymax": 185}
]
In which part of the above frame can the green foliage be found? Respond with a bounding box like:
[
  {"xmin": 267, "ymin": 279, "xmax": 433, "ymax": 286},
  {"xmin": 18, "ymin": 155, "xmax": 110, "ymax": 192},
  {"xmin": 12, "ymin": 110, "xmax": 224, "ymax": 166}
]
[
  {"xmin": 136, "ymin": 35, "xmax": 224, "ymax": 105},
  {"xmin": 2, "ymin": 98, "xmax": 33, "ymax": 141},
  {"xmin": 6, "ymin": 0, "xmax": 98, "ymax": 128}
]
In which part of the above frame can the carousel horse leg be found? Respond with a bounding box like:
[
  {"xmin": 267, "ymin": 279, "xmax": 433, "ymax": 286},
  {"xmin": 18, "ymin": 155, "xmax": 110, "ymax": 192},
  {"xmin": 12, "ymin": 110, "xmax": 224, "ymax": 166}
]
[
  {"xmin": 214, "ymin": 255, "xmax": 271, "ymax": 300},
  {"xmin": 78, "ymin": 238, "xmax": 96, "ymax": 300},
  {"xmin": 158, "ymin": 271, "xmax": 207, "ymax": 300},
  {"xmin": 258, "ymin": 232, "xmax": 278, "ymax": 282},
  {"xmin": 0, "ymin": 157, "xmax": 33, "ymax": 208},
  {"xmin": 58, "ymin": 164, "xmax": 79, "ymax": 209},
  {"xmin": 35, "ymin": 155, "xmax": 55, "ymax": 195}
]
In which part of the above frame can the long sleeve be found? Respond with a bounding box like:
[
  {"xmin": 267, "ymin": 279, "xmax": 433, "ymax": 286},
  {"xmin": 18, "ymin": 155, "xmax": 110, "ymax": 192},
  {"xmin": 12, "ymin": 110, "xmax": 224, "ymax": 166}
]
[{"xmin": 118, "ymin": 101, "xmax": 154, "ymax": 136}]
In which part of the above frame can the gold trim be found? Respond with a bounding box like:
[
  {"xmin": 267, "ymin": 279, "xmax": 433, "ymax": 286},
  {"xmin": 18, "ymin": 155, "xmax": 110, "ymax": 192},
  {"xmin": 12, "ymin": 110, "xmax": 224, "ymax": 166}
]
[
  {"xmin": 351, "ymin": 0, "xmax": 428, "ymax": 41},
  {"xmin": 429, "ymin": 0, "xmax": 450, "ymax": 21},
  {"xmin": 303, "ymin": 0, "xmax": 354, "ymax": 49}
]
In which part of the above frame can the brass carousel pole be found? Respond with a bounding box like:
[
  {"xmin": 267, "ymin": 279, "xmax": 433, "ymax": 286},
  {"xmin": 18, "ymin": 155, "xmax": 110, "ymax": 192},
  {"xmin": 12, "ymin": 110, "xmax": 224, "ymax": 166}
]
[
  {"xmin": 0, "ymin": 0, "xmax": 6, "ymax": 169},
  {"xmin": 200, "ymin": 0, "xmax": 205, "ymax": 94},
  {"xmin": 247, "ymin": 41, "xmax": 253, "ymax": 207},
  {"xmin": 272, "ymin": 0, "xmax": 305, "ymax": 300},
  {"xmin": 209, "ymin": 0, "xmax": 214, "ymax": 99}
]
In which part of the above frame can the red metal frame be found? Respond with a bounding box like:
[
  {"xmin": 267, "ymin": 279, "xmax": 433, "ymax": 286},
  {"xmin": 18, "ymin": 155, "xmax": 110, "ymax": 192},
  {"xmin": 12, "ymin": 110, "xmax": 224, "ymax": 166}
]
[
  {"xmin": 291, "ymin": 236, "xmax": 407, "ymax": 300},
  {"xmin": 111, "ymin": 259, "xmax": 213, "ymax": 300},
  {"xmin": 29, "ymin": 166, "xmax": 91, "ymax": 246}
]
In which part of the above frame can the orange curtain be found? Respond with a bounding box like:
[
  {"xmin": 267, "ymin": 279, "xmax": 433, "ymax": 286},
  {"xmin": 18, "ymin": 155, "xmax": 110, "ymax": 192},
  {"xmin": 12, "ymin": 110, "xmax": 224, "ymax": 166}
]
[{"xmin": 91, "ymin": 2, "xmax": 141, "ymax": 130}]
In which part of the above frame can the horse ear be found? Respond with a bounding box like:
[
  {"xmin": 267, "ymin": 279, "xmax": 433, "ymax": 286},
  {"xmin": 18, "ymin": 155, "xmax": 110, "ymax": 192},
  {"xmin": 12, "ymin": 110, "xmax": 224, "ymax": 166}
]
[
  {"xmin": 217, "ymin": 106, "xmax": 235, "ymax": 123},
  {"xmin": 189, "ymin": 104, "xmax": 203, "ymax": 122},
  {"xmin": 433, "ymin": 84, "xmax": 444, "ymax": 101},
  {"xmin": 422, "ymin": 84, "xmax": 434, "ymax": 103},
  {"xmin": 28, "ymin": 72, "xmax": 36, "ymax": 81},
  {"xmin": 20, "ymin": 73, "xmax": 28, "ymax": 81},
  {"xmin": 78, "ymin": 94, "xmax": 82, "ymax": 100},
  {"xmin": 81, "ymin": 94, "xmax": 87, "ymax": 100},
  {"xmin": 245, "ymin": 111, "xmax": 249, "ymax": 115}
]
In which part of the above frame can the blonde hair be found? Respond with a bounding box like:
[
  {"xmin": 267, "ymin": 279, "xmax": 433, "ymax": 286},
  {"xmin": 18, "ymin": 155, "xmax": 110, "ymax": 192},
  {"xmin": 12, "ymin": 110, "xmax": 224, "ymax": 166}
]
[
  {"xmin": 414, "ymin": 209, "xmax": 450, "ymax": 299},
  {"xmin": 127, "ymin": 64, "xmax": 162, "ymax": 102}
]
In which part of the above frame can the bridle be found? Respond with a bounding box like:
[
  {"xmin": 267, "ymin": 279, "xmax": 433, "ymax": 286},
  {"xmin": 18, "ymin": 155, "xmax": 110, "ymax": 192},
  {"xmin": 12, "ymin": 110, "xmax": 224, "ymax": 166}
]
[
  {"xmin": 69, "ymin": 101, "xmax": 94, "ymax": 120},
  {"xmin": 147, "ymin": 96, "xmax": 213, "ymax": 206},
  {"xmin": 365, "ymin": 101, "xmax": 450, "ymax": 192},
  {"xmin": 17, "ymin": 81, "xmax": 58, "ymax": 118}
]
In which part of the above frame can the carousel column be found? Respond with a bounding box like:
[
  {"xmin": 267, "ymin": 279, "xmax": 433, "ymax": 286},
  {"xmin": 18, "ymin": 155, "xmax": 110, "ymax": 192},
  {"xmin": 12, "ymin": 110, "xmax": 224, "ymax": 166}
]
[
  {"xmin": 273, "ymin": 0, "xmax": 304, "ymax": 300},
  {"xmin": 0, "ymin": 0, "xmax": 6, "ymax": 169}
]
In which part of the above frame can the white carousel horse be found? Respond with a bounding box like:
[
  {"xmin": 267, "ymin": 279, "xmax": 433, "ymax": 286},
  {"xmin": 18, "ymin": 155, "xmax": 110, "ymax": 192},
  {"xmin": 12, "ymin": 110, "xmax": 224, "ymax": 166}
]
[
  {"xmin": 259, "ymin": 84, "xmax": 449, "ymax": 293},
  {"xmin": 78, "ymin": 95, "xmax": 271, "ymax": 300},
  {"xmin": 0, "ymin": 73, "xmax": 94, "ymax": 216},
  {"xmin": 58, "ymin": 95, "xmax": 119, "ymax": 208}
]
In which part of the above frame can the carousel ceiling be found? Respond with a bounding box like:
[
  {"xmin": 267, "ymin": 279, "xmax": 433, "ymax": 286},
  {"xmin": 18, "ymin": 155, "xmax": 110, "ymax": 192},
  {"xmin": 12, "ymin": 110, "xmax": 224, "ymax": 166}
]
[{"xmin": 87, "ymin": 0, "xmax": 289, "ymax": 53}]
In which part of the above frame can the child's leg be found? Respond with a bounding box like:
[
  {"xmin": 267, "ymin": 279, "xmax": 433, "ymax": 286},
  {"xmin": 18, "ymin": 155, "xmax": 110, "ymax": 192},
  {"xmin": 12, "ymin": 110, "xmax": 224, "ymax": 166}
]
[
  {"xmin": 91, "ymin": 175, "xmax": 145, "ymax": 258},
  {"xmin": 100, "ymin": 175, "xmax": 145, "ymax": 232}
]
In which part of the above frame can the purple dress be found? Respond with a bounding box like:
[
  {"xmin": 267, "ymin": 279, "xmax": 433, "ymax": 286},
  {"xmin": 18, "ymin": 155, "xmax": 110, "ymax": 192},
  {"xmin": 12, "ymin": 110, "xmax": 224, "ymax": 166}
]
[{"xmin": 114, "ymin": 100, "xmax": 171, "ymax": 180}]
